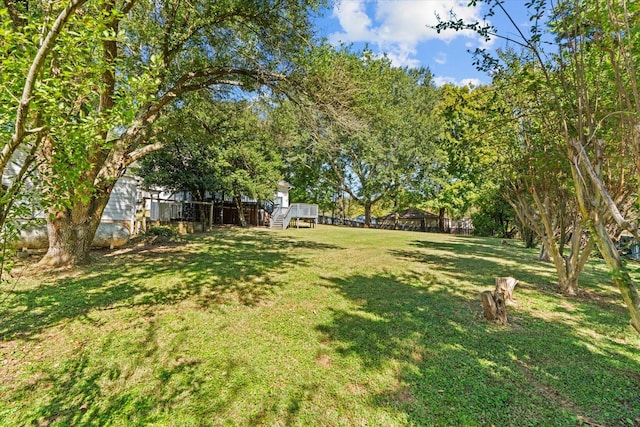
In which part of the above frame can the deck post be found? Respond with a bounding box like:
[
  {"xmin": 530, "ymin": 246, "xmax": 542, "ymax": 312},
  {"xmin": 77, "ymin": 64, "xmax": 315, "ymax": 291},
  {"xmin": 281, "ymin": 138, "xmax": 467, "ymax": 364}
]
[{"xmin": 209, "ymin": 202, "xmax": 214, "ymax": 230}]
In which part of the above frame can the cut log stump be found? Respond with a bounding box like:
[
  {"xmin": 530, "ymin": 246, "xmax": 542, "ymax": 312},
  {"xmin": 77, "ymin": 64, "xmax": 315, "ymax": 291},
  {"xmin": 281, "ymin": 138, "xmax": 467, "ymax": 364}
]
[
  {"xmin": 495, "ymin": 276, "xmax": 518, "ymax": 302},
  {"xmin": 481, "ymin": 276, "xmax": 517, "ymax": 325},
  {"xmin": 493, "ymin": 291, "xmax": 507, "ymax": 325},
  {"xmin": 481, "ymin": 291, "xmax": 498, "ymax": 320}
]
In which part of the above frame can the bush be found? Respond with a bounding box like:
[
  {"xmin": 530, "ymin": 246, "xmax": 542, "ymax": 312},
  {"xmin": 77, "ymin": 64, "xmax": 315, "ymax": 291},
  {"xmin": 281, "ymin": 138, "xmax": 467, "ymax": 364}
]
[{"xmin": 145, "ymin": 226, "xmax": 177, "ymax": 238}]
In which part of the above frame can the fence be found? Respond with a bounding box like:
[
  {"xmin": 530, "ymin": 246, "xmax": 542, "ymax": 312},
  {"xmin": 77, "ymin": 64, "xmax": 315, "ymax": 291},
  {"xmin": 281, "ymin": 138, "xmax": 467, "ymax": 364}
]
[{"xmin": 317, "ymin": 215, "xmax": 474, "ymax": 235}]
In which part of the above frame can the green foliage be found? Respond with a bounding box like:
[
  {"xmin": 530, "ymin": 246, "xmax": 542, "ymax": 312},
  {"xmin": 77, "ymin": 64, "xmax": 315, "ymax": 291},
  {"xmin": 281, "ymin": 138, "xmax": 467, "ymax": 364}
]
[
  {"xmin": 432, "ymin": 84, "xmax": 505, "ymax": 219},
  {"xmin": 1, "ymin": 0, "xmax": 325, "ymax": 264},
  {"xmin": 269, "ymin": 100, "xmax": 334, "ymax": 211},
  {"xmin": 138, "ymin": 97, "xmax": 225, "ymax": 200},
  {"xmin": 280, "ymin": 48, "xmax": 443, "ymax": 224},
  {"xmin": 144, "ymin": 225, "xmax": 177, "ymax": 238},
  {"xmin": 470, "ymin": 186, "xmax": 517, "ymax": 238},
  {"xmin": 437, "ymin": 0, "xmax": 640, "ymax": 326},
  {"xmin": 140, "ymin": 95, "xmax": 283, "ymax": 203}
]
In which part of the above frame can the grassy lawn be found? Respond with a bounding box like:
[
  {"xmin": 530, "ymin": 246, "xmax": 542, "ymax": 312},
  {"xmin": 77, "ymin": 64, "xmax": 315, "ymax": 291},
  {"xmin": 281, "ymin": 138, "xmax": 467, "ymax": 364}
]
[{"xmin": 1, "ymin": 225, "xmax": 639, "ymax": 426}]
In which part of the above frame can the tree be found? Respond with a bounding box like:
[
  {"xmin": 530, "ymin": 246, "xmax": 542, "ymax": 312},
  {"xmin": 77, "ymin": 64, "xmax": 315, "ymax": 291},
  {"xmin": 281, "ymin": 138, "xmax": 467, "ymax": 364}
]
[
  {"xmin": 474, "ymin": 56, "xmax": 595, "ymax": 294},
  {"xmin": 0, "ymin": 0, "xmax": 91, "ymax": 273},
  {"xmin": 431, "ymin": 84, "xmax": 506, "ymax": 228},
  {"xmin": 137, "ymin": 106, "xmax": 223, "ymax": 205},
  {"xmin": 213, "ymin": 101, "xmax": 283, "ymax": 227},
  {"xmin": 140, "ymin": 95, "xmax": 284, "ymax": 227},
  {"xmin": 552, "ymin": 0, "xmax": 640, "ymax": 327},
  {"xmin": 286, "ymin": 51, "xmax": 443, "ymax": 227},
  {"xmin": 437, "ymin": 0, "xmax": 640, "ymax": 331},
  {"xmin": 18, "ymin": 0, "xmax": 323, "ymax": 266},
  {"xmin": 269, "ymin": 99, "xmax": 339, "ymax": 215},
  {"xmin": 470, "ymin": 185, "xmax": 517, "ymax": 238}
]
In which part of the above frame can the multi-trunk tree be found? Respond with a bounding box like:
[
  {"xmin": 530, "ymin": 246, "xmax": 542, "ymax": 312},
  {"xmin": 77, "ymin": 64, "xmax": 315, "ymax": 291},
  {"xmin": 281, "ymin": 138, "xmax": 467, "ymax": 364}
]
[
  {"xmin": 554, "ymin": 0, "xmax": 640, "ymax": 330},
  {"xmin": 480, "ymin": 58, "xmax": 594, "ymax": 295},
  {"xmin": 3, "ymin": 0, "xmax": 322, "ymax": 266},
  {"xmin": 437, "ymin": 0, "xmax": 640, "ymax": 331}
]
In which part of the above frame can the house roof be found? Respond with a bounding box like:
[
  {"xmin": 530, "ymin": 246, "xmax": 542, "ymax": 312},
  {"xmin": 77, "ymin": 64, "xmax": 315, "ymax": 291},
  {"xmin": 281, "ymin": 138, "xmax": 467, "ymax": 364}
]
[{"xmin": 277, "ymin": 180, "xmax": 293, "ymax": 189}]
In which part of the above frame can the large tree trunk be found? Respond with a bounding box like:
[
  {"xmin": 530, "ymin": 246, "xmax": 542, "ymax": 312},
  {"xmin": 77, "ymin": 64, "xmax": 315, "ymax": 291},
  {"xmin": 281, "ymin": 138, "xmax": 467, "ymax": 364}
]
[
  {"xmin": 364, "ymin": 203, "xmax": 372, "ymax": 228},
  {"xmin": 39, "ymin": 191, "xmax": 111, "ymax": 267},
  {"xmin": 564, "ymin": 223, "xmax": 595, "ymax": 295},
  {"xmin": 542, "ymin": 230, "xmax": 592, "ymax": 296},
  {"xmin": 590, "ymin": 219, "xmax": 640, "ymax": 332},
  {"xmin": 509, "ymin": 190, "xmax": 591, "ymax": 295},
  {"xmin": 438, "ymin": 207, "xmax": 446, "ymax": 232},
  {"xmin": 234, "ymin": 194, "xmax": 247, "ymax": 228},
  {"xmin": 538, "ymin": 244, "xmax": 550, "ymax": 262},
  {"xmin": 521, "ymin": 226, "xmax": 536, "ymax": 249}
]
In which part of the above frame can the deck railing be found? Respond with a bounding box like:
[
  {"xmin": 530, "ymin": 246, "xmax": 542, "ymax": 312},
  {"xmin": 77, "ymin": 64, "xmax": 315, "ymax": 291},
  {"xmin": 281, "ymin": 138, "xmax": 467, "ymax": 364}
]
[
  {"xmin": 275, "ymin": 203, "xmax": 318, "ymax": 229},
  {"xmin": 290, "ymin": 203, "xmax": 318, "ymax": 219}
]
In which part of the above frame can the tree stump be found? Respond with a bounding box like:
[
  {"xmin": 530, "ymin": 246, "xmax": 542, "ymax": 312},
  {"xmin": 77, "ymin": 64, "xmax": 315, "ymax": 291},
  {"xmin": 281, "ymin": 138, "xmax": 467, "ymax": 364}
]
[
  {"xmin": 481, "ymin": 291, "xmax": 498, "ymax": 320},
  {"xmin": 495, "ymin": 276, "xmax": 518, "ymax": 302},
  {"xmin": 493, "ymin": 291, "xmax": 508, "ymax": 325},
  {"xmin": 481, "ymin": 290, "xmax": 508, "ymax": 325},
  {"xmin": 481, "ymin": 276, "xmax": 517, "ymax": 325}
]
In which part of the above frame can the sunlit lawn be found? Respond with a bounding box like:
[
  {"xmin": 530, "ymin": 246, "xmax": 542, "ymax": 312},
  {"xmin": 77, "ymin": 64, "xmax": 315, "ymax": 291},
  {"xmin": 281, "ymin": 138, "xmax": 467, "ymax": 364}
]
[{"xmin": 0, "ymin": 225, "xmax": 639, "ymax": 426}]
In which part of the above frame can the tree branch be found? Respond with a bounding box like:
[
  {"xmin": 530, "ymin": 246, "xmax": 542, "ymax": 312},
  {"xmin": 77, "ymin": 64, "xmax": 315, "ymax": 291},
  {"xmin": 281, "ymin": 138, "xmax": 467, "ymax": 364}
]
[
  {"xmin": 126, "ymin": 142, "xmax": 165, "ymax": 166},
  {"xmin": 1, "ymin": 0, "xmax": 89, "ymax": 172},
  {"xmin": 570, "ymin": 138, "xmax": 638, "ymax": 238}
]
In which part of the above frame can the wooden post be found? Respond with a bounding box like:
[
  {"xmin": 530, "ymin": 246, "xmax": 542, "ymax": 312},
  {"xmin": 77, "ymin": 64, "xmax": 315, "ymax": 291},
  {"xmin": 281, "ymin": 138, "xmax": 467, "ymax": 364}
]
[
  {"xmin": 141, "ymin": 197, "xmax": 147, "ymax": 234},
  {"xmin": 209, "ymin": 202, "xmax": 214, "ymax": 230}
]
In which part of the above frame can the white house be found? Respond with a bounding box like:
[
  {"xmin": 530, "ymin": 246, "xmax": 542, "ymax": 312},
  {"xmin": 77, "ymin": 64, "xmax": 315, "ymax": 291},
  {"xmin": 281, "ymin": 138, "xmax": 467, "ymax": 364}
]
[
  {"xmin": 102, "ymin": 175, "xmax": 139, "ymax": 231},
  {"xmin": 275, "ymin": 180, "xmax": 293, "ymax": 209},
  {"xmin": 13, "ymin": 175, "xmax": 139, "ymax": 249},
  {"xmin": 4, "ymin": 147, "xmax": 139, "ymax": 248}
]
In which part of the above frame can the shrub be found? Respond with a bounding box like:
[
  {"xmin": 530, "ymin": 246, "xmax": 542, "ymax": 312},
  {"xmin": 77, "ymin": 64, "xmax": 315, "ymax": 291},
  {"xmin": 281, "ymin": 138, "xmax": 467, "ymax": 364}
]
[{"xmin": 145, "ymin": 226, "xmax": 177, "ymax": 238}]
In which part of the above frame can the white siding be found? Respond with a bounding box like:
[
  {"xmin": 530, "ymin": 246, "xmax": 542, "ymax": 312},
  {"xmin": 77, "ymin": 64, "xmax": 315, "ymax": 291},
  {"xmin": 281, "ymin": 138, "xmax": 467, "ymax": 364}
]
[
  {"xmin": 276, "ymin": 181, "xmax": 292, "ymax": 208},
  {"xmin": 101, "ymin": 176, "xmax": 137, "ymax": 229}
]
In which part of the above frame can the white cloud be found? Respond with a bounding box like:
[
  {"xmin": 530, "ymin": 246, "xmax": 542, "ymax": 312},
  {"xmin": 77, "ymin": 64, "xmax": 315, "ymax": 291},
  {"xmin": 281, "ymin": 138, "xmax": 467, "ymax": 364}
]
[
  {"xmin": 330, "ymin": 0, "xmax": 493, "ymax": 67},
  {"xmin": 385, "ymin": 50, "xmax": 421, "ymax": 68},
  {"xmin": 331, "ymin": 0, "xmax": 374, "ymax": 42},
  {"xmin": 433, "ymin": 76, "xmax": 481, "ymax": 87},
  {"xmin": 460, "ymin": 78, "xmax": 481, "ymax": 87},
  {"xmin": 434, "ymin": 52, "xmax": 447, "ymax": 65}
]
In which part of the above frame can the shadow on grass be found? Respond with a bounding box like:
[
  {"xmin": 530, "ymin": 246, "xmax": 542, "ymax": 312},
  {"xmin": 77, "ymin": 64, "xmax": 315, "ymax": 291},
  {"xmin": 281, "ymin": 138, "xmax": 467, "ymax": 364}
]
[
  {"xmin": 393, "ymin": 235, "xmax": 632, "ymax": 334},
  {"xmin": 397, "ymin": 236, "xmax": 558, "ymax": 287},
  {"xmin": 16, "ymin": 317, "xmax": 249, "ymax": 426},
  {"xmin": 0, "ymin": 228, "xmax": 341, "ymax": 341},
  {"xmin": 2, "ymin": 228, "xmax": 342, "ymax": 424},
  {"xmin": 318, "ymin": 272, "xmax": 640, "ymax": 426}
]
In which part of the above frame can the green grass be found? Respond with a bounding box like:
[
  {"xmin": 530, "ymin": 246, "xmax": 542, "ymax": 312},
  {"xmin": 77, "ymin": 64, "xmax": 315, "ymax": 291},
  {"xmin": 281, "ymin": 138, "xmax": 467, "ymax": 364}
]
[{"xmin": 1, "ymin": 226, "xmax": 639, "ymax": 426}]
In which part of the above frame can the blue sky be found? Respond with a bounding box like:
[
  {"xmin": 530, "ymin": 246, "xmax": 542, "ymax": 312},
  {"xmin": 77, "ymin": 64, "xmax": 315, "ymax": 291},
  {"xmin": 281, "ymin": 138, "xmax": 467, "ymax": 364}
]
[{"xmin": 313, "ymin": 0, "xmax": 536, "ymax": 87}]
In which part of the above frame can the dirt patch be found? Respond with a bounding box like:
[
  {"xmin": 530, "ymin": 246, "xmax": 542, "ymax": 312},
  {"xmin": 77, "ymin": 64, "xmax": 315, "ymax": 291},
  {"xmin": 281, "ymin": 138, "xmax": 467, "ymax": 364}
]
[
  {"xmin": 347, "ymin": 382, "xmax": 366, "ymax": 395},
  {"xmin": 315, "ymin": 353, "xmax": 332, "ymax": 368}
]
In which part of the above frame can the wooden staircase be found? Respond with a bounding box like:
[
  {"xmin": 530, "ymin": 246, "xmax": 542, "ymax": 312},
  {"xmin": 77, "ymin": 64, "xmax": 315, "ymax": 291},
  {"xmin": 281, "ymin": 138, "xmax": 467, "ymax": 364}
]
[
  {"xmin": 269, "ymin": 203, "xmax": 317, "ymax": 230},
  {"xmin": 271, "ymin": 212, "xmax": 284, "ymax": 229}
]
